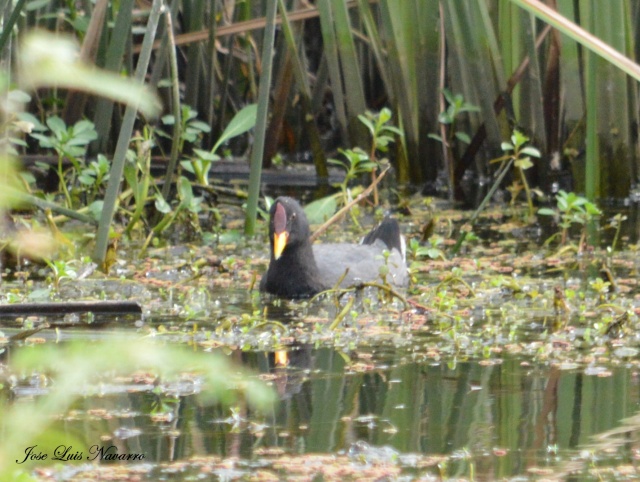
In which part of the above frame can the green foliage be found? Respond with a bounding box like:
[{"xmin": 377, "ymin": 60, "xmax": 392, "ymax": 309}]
[
  {"xmin": 329, "ymin": 147, "xmax": 376, "ymax": 225},
  {"xmin": 429, "ymin": 90, "xmax": 480, "ymax": 195},
  {"xmin": 44, "ymin": 259, "xmax": 77, "ymax": 292},
  {"xmin": 358, "ymin": 108, "xmax": 402, "ymax": 204},
  {"xmin": 0, "ymin": 156, "xmax": 26, "ymax": 211},
  {"xmin": 303, "ymin": 194, "xmax": 340, "ymax": 225},
  {"xmin": 429, "ymin": 89, "xmax": 480, "ymax": 145},
  {"xmin": 30, "ymin": 117, "xmax": 97, "ymax": 167},
  {"xmin": 184, "ymin": 104, "xmax": 257, "ymax": 185},
  {"xmin": 161, "ymin": 105, "xmax": 210, "ymax": 184},
  {"xmin": 161, "ymin": 105, "xmax": 211, "ymax": 145},
  {"xmin": 308, "ymin": 108, "xmax": 403, "ymax": 226},
  {"xmin": 450, "ymin": 129, "xmax": 533, "ymax": 257},
  {"xmin": 329, "ymin": 148, "xmax": 377, "ymax": 187},
  {"xmin": 408, "ymin": 236, "xmax": 446, "ymax": 261},
  {"xmin": 139, "ymin": 176, "xmax": 204, "ymax": 255},
  {"xmin": 590, "ymin": 277, "xmax": 611, "ymax": 303},
  {"xmin": 494, "ymin": 129, "xmax": 541, "ymax": 218},
  {"xmin": 500, "ymin": 129, "xmax": 541, "ymax": 168},
  {"xmin": 1, "ymin": 90, "xmax": 35, "ymax": 156},
  {"xmin": 123, "ymin": 127, "xmax": 155, "ymax": 235},
  {"xmin": 358, "ymin": 107, "xmax": 402, "ymax": 156},
  {"xmin": 538, "ymin": 190, "xmax": 602, "ymax": 248},
  {"xmin": 78, "ymin": 154, "xmax": 110, "ymax": 201},
  {"xmin": 29, "ymin": 116, "xmax": 97, "ymax": 208}
]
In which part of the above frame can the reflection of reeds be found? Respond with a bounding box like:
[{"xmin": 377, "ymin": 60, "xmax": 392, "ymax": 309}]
[{"xmin": 548, "ymin": 388, "xmax": 640, "ymax": 479}]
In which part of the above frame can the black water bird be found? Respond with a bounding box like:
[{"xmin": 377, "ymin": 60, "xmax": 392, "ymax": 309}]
[{"xmin": 260, "ymin": 196, "xmax": 408, "ymax": 298}]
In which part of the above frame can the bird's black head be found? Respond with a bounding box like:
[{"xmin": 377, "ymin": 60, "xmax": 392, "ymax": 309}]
[{"xmin": 268, "ymin": 197, "xmax": 311, "ymax": 260}]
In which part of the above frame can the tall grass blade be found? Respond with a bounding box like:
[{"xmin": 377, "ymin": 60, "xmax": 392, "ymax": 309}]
[
  {"xmin": 317, "ymin": 0, "xmax": 349, "ymax": 142},
  {"xmin": 204, "ymin": 3, "xmax": 218, "ymax": 142},
  {"xmin": 413, "ymin": 1, "xmax": 441, "ymax": 184},
  {"xmin": 584, "ymin": 0, "xmax": 635, "ymax": 198},
  {"xmin": 160, "ymin": 8, "xmax": 182, "ymax": 205},
  {"xmin": 510, "ymin": 0, "xmax": 640, "ymax": 82},
  {"xmin": 377, "ymin": 0, "xmax": 419, "ymax": 180},
  {"xmin": 277, "ymin": 0, "xmax": 328, "ymax": 178},
  {"xmin": 519, "ymin": 11, "xmax": 547, "ymax": 148},
  {"xmin": 62, "ymin": 0, "xmax": 109, "ymax": 124},
  {"xmin": 0, "ymin": 0, "xmax": 27, "ymax": 53},
  {"xmin": 244, "ymin": 0, "xmax": 277, "ymax": 236},
  {"xmin": 374, "ymin": 0, "xmax": 440, "ymax": 182},
  {"xmin": 556, "ymin": 0, "xmax": 583, "ymax": 123},
  {"xmin": 442, "ymin": 1, "xmax": 503, "ymax": 151},
  {"xmin": 330, "ymin": 0, "xmax": 367, "ymax": 144},
  {"xmin": 499, "ymin": 0, "xmax": 523, "ymax": 115},
  {"xmin": 584, "ymin": 48, "xmax": 599, "ymax": 200},
  {"xmin": 91, "ymin": 0, "xmax": 135, "ymax": 153},
  {"xmin": 183, "ymin": 0, "xmax": 205, "ymax": 108},
  {"xmin": 93, "ymin": 0, "xmax": 164, "ymax": 265},
  {"xmin": 149, "ymin": 0, "xmax": 181, "ymax": 87}
]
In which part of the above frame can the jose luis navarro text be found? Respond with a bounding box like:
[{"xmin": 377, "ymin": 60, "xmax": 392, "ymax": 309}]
[{"xmin": 17, "ymin": 445, "xmax": 145, "ymax": 463}]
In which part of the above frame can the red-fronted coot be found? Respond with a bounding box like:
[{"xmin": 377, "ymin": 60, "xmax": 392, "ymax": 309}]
[{"xmin": 260, "ymin": 196, "xmax": 408, "ymax": 298}]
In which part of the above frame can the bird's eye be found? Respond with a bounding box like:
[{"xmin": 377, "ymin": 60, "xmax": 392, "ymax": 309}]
[{"xmin": 291, "ymin": 213, "xmax": 297, "ymax": 220}]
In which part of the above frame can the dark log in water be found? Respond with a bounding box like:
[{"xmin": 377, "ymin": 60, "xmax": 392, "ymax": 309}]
[{"xmin": 0, "ymin": 301, "xmax": 142, "ymax": 317}]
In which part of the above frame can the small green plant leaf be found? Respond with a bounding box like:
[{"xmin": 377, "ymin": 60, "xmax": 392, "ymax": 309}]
[
  {"xmin": 438, "ymin": 112, "xmax": 453, "ymax": 124},
  {"xmin": 455, "ymin": 132, "xmax": 471, "ymax": 144},
  {"xmin": 358, "ymin": 114, "xmax": 375, "ymax": 133},
  {"xmin": 180, "ymin": 161, "xmax": 195, "ymax": 173},
  {"xmin": 537, "ymin": 208, "xmax": 556, "ymax": 216},
  {"xmin": 46, "ymin": 115, "xmax": 66, "ymax": 134},
  {"xmin": 193, "ymin": 148, "xmax": 219, "ymax": 162},
  {"xmin": 383, "ymin": 125, "xmax": 403, "ymax": 136},
  {"xmin": 378, "ymin": 107, "xmax": 392, "ymax": 124},
  {"xmin": 442, "ymin": 88, "xmax": 455, "ymax": 104},
  {"xmin": 521, "ymin": 146, "xmax": 541, "ymax": 158},
  {"xmin": 189, "ymin": 120, "xmax": 211, "ymax": 133},
  {"xmin": 304, "ymin": 194, "xmax": 340, "ymax": 224},
  {"xmin": 177, "ymin": 176, "xmax": 194, "ymax": 203},
  {"xmin": 18, "ymin": 112, "xmax": 46, "ymax": 131},
  {"xmin": 461, "ymin": 105, "xmax": 481, "ymax": 113},
  {"xmin": 88, "ymin": 201, "xmax": 104, "ymax": 220},
  {"xmin": 212, "ymin": 104, "xmax": 258, "ymax": 154},
  {"xmin": 162, "ymin": 114, "xmax": 176, "ymax": 125},
  {"xmin": 155, "ymin": 193, "xmax": 171, "ymax": 214},
  {"xmin": 515, "ymin": 157, "xmax": 533, "ymax": 170},
  {"xmin": 26, "ymin": 0, "xmax": 50, "ymax": 11},
  {"xmin": 501, "ymin": 142, "xmax": 514, "ymax": 151}
]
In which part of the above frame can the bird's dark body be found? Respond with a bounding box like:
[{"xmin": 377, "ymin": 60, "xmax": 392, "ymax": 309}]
[{"xmin": 260, "ymin": 197, "xmax": 408, "ymax": 298}]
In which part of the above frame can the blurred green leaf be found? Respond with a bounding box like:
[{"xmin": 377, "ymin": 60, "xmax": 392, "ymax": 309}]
[
  {"xmin": 19, "ymin": 32, "xmax": 160, "ymax": 118},
  {"xmin": 304, "ymin": 194, "xmax": 339, "ymax": 224}
]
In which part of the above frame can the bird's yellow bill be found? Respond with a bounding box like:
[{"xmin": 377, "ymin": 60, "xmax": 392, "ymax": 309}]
[
  {"xmin": 273, "ymin": 231, "xmax": 289, "ymax": 260},
  {"xmin": 274, "ymin": 350, "xmax": 289, "ymax": 367}
]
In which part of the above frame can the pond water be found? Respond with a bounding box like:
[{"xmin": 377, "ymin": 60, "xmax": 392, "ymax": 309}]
[
  {"xmin": 3, "ymin": 201, "xmax": 640, "ymax": 480},
  {"xmin": 5, "ymin": 335, "xmax": 640, "ymax": 480}
]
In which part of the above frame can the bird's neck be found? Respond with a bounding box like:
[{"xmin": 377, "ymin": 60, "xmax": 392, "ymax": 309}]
[
  {"xmin": 267, "ymin": 241, "xmax": 324, "ymax": 297},
  {"xmin": 277, "ymin": 240, "xmax": 321, "ymax": 280}
]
